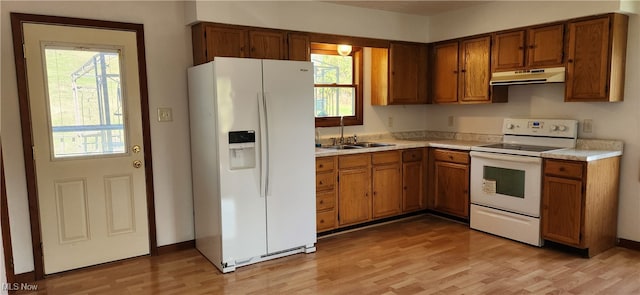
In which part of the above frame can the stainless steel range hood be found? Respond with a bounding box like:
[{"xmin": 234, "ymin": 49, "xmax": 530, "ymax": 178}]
[{"xmin": 489, "ymin": 67, "xmax": 565, "ymax": 86}]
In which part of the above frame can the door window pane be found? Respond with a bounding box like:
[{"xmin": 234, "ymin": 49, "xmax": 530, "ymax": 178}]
[
  {"xmin": 44, "ymin": 46, "xmax": 126, "ymax": 158},
  {"xmin": 483, "ymin": 166, "xmax": 525, "ymax": 198}
]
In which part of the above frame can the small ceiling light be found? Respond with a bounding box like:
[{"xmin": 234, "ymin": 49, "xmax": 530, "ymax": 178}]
[{"xmin": 337, "ymin": 44, "xmax": 352, "ymax": 56}]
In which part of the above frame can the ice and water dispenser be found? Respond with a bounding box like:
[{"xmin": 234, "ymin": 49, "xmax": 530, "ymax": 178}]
[{"xmin": 228, "ymin": 131, "xmax": 256, "ymax": 170}]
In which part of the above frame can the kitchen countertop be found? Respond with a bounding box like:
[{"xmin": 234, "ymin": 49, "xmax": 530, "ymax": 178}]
[{"xmin": 315, "ymin": 139, "xmax": 622, "ymax": 162}]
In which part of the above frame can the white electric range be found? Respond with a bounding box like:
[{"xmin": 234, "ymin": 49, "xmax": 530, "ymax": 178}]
[{"xmin": 469, "ymin": 118, "xmax": 578, "ymax": 246}]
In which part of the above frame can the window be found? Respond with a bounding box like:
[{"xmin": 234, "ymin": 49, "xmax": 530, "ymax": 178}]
[
  {"xmin": 44, "ymin": 46, "xmax": 127, "ymax": 158},
  {"xmin": 311, "ymin": 43, "xmax": 363, "ymax": 127}
]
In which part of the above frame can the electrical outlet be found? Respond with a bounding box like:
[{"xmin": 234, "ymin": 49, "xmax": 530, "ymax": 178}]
[
  {"xmin": 448, "ymin": 116, "xmax": 454, "ymax": 127},
  {"xmin": 583, "ymin": 119, "xmax": 593, "ymax": 133},
  {"xmin": 388, "ymin": 116, "xmax": 394, "ymax": 128},
  {"xmin": 157, "ymin": 107, "xmax": 173, "ymax": 122}
]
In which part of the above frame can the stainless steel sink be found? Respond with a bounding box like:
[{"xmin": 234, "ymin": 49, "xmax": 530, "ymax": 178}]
[
  {"xmin": 322, "ymin": 145, "xmax": 363, "ymax": 150},
  {"xmin": 351, "ymin": 142, "xmax": 395, "ymax": 148},
  {"xmin": 322, "ymin": 142, "xmax": 395, "ymax": 149}
]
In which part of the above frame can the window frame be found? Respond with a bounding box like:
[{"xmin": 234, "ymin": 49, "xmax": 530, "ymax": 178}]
[{"xmin": 311, "ymin": 44, "xmax": 363, "ymax": 127}]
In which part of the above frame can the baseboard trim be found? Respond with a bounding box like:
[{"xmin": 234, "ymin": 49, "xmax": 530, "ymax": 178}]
[
  {"xmin": 618, "ymin": 238, "xmax": 640, "ymax": 251},
  {"xmin": 12, "ymin": 271, "xmax": 35, "ymax": 283},
  {"xmin": 157, "ymin": 240, "xmax": 195, "ymax": 255}
]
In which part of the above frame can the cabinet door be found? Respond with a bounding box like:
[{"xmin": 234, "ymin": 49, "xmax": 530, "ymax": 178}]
[
  {"xmin": 403, "ymin": 161, "xmax": 424, "ymax": 212},
  {"xmin": 542, "ymin": 176, "xmax": 583, "ymax": 246},
  {"xmin": 565, "ymin": 17, "xmax": 610, "ymax": 101},
  {"xmin": 338, "ymin": 168, "xmax": 371, "ymax": 226},
  {"xmin": 459, "ymin": 36, "xmax": 491, "ymax": 103},
  {"xmin": 527, "ymin": 24, "xmax": 564, "ymax": 68},
  {"xmin": 287, "ymin": 33, "xmax": 310, "ymax": 61},
  {"xmin": 249, "ymin": 30, "xmax": 285, "ymax": 59},
  {"xmin": 433, "ymin": 161, "xmax": 469, "ymax": 218},
  {"xmin": 372, "ymin": 163, "xmax": 402, "ymax": 218},
  {"xmin": 432, "ymin": 42, "xmax": 459, "ymax": 103},
  {"xmin": 204, "ymin": 26, "xmax": 247, "ymax": 59},
  {"xmin": 389, "ymin": 43, "xmax": 428, "ymax": 104},
  {"xmin": 493, "ymin": 30, "xmax": 526, "ymax": 71}
]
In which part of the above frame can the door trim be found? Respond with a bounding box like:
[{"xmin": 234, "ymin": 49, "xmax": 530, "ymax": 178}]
[{"xmin": 9, "ymin": 13, "xmax": 158, "ymax": 280}]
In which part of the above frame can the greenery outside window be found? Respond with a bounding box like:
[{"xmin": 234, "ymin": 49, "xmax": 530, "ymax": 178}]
[{"xmin": 311, "ymin": 43, "xmax": 363, "ymax": 127}]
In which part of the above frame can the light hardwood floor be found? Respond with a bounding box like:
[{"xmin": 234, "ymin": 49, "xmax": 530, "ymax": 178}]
[{"xmin": 16, "ymin": 215, "xmax": 640, "ymax": 294}]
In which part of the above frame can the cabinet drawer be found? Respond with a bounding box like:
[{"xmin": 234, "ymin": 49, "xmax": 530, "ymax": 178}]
[
  {"xmin": 316, "ymin": 172, "xmax": 335, "ymax": 191},
  {"xmin": 403, "ymin": 149, "xmax": 423, "ymax": 162},
  {"xmin": 433, "ymin": 149, "xmax": 469, "ymax": 164},
  {"xmin": 544, "ymin": 160, "xmax": 584, "ymax": 179},
  {"xmin": 339, "ymin": 154, "xmax": 370, "ymax": 169},
  {"xmin": 316, "ymin": 191, "xmax": 335, "ymax": 211},
  {"xmin": 316, "ymin": 210, "xmax": 336, "ymax": 232},
  {"xmin": 316, "ymin": 157, "xmax": 335, "ymax": 172},
  {"xmin": 372, "ymin": 151, "xmax": 400, "ymax": 165}
]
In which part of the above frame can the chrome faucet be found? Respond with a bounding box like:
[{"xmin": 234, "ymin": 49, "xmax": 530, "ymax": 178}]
[{"xmin": 339, "ymin": 116, "xmax": 345, "ymax": 144}]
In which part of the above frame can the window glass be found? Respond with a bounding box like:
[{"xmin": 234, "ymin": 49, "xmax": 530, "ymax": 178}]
[
  {"xmin": 311, "ymin": 53, "xmax": 356, "ymax": 118},
  {"xmin": 44, "ymin": 46, "xmax": 126, "ymax": 158}
]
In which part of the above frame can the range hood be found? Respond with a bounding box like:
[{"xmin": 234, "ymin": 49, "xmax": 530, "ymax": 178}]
[{"xmin": 489, "ymin": 67, "xmax": 565, "ymax": 86}]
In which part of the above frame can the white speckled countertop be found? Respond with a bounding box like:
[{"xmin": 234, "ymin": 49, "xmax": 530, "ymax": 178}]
[{"xmin": 315, "ymin": 137, "xmax": 623, "ymax": 162}]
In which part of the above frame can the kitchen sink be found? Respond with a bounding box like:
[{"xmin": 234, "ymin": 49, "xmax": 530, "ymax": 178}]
[
  {"xmin": 322, "ymin": 142, "xmax": 395, "ymax": 149},
  {"xmin": 322, "ymin": 145, "xmax": 363, "ymax": 150},
  {"xmin": 351, "ymin": 142, "xmax": 395, "ymax": 148}
]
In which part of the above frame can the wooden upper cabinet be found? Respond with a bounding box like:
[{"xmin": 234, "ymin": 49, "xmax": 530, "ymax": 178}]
[
  {"xmin": 493, "ymin": 30, "xmax": 526, "ymax": 71},
  {"xmin": 492, "ymin": 24, "xmax": 564, "ymax": 72},
  {"xmin": 191, "ymin": 23, "xmax": 289, "ymax": 65},
  {"xmin": 371, "ymin": 42, "xmax": 428, "ymax": 105},
  {"xmin": 248, "ymin": 30, "xmax": 285, "ymax": 59},
  {"xmin": 432, "ymin": 41, "xmax": 459, "ymax": 104},
  {"xmin": 527, "ymin": 24, "xmax": 564, "ymax": 68},
  {"xmin": 459, "ymin": 36, "xmax": 491, "ymax": 103},
  {"xmin": 566, "ymin": 14, "xmax": 628, "ymax": 102},
  {"xmin": 389, "ymin": 42, "xmax": 428, "ymax": 104},
  {"xmin": 287, "ymin": 33, "xmax": 310, "ymax": 61}
]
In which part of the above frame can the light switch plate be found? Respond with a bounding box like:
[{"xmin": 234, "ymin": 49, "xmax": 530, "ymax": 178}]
[{"xmin": 157, "ymin": 107, "xmax": 173, "ymax": 122}]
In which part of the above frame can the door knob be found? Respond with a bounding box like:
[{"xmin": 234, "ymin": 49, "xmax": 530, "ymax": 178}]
[
  {"xmin": 133, "ymin": 160, "xmax": 143, "ymax": 168},
  {"xmin": 132, "ymin": 145, "xmax": 141, "ymax": 153}
]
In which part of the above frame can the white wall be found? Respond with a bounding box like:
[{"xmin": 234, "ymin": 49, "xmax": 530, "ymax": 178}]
[
  {"xmin": 1, "ymin": 1, "xmax": 194, "ymax": 274},
  {"xmin": 427, "ymin": 1, "xmax": 640, "ymax": 242},
  {"xmin": 188, "ymin": 1, "xmax": 429, "ymax": 42}
]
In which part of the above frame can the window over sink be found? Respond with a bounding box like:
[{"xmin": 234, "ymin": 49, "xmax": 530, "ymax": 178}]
[{"xmin": 311, "ymin": 43, "xmax": 363, "ymax": 127}]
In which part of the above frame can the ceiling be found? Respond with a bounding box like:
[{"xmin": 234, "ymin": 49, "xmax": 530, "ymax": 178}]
[{"xmin": 323, "ymin": 1, "xmax": 491, "ymax": 16}]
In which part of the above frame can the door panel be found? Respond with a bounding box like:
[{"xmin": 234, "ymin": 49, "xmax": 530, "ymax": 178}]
[
  {"xmin": 23, "ymin": 23, "xmax": 149, "ymax": 274},
  {"xmin": 432, "ymin": 42, "xmax": 459, "ymax": 103}
]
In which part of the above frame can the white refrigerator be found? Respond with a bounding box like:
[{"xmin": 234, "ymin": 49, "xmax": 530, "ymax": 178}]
[{"xmin": 187, "ymin": 57, "xmax": 316, "ymax": 273}]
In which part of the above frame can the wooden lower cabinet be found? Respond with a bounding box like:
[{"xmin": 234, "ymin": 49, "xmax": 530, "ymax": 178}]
[
  {"xmin": 402, "ymin": 148, "xmax": 426, "ymax": 212},
  {"xmin": 372, "ymin": 151, "xmax": 402, "ymax": 218},
  {"xmin": 338, "ymin": 154, "xmax": 372, "ymax": 226},
  {"xmin": 428, "ymin": 148, "xmax": 470, "ymax": 219},
  {"xmin": 315, "ymin": 157, "xmax": 337, "ymax": 232},
  {"xmin": 316, "ymin": 148, "xmax": 428, "ymax": 233},
  {"xmin": 541, "ymin": 157, "xmax": 620, "ymax": 257}
]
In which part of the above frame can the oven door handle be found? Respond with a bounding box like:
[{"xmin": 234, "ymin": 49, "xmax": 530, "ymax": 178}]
[{"xmin": 470, "ymin": 151, "xmax": 542, "ymax": 164}]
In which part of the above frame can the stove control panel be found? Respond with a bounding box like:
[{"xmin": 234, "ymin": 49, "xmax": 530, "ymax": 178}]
[{"xmin": 502, "ymin": 118, "xmax": 578, "ymax": 138}]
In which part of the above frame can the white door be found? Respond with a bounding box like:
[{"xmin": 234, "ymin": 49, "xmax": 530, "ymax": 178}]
[{"xmin": 23, "ymin": 23, "xmax": 149, "ymax": 274}]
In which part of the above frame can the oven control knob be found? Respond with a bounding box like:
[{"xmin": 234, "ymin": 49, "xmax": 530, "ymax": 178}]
[
  {"xmin": 551, "ymin": 125, "xmax": 559, "ymax": 131},
  {"xmin": 558, "ymin": 125, "xmax": 567, "ymax": 131},
  {"xmin": 506, "ymin": 123, "xmax": 514, "ymax": 129}
]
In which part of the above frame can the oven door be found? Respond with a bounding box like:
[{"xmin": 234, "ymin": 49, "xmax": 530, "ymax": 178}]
[{"xmin": 469, "ymin": 151, "xmax": 542, "ymax": 217}]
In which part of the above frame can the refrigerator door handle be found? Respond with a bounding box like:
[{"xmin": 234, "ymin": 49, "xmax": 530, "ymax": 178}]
[{"xmin": 257, "ymin": 92, "xmax": 269, "ymax": 198}]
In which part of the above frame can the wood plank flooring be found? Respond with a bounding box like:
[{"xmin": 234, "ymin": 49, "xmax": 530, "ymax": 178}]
[{"xmin": 15, "ymin": 215, "xmax": 640, "ymax": 294}]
